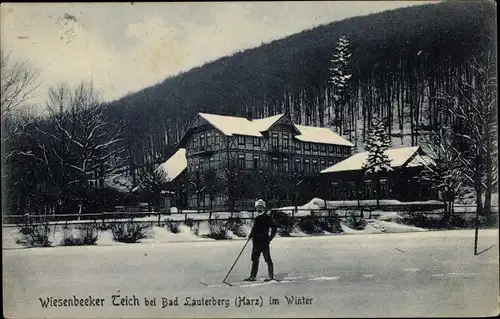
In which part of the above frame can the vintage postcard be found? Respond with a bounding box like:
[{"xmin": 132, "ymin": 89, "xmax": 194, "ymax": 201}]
[{"xmin": 1, "ymin": 1, "xmax": 498, "ymax": 318}]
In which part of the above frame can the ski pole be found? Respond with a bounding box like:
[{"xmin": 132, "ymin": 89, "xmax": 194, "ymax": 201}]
[{"xmin": 222, "ymin": 237, "xmax": 251, "ymax": 284}]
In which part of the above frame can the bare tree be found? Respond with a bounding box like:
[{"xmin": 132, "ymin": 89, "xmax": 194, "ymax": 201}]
[
  {"xmin": 136, "ymin": 160, "xmax": 171, "ymax": 212},
  {"xmin": 437, "ymin": 52, "xmax": 497, "ymax": 225},
  {"xmin": 217, "ymin": 160, "xmax": 243, "ymax": 213},
  {"xmin": 1, "ymin": 52, "xmax": 40, "ymax": 119},
  {"xmin": 20, "ymin": 81, "xmax": 126, "ymax": 217},
  {"xmin": 419, "ymin": 127, "xmax": 467, "ymax": 221}
]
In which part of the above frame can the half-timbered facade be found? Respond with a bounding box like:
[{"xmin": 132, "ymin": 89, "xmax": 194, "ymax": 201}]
[{"xmin": 173, "ymin": 112, "xmax": 354, "ymax": 210}]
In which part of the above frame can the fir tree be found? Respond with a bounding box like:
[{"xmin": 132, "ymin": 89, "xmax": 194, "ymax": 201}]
[
  {"xmin": 362, "ymin": 118, "xmax": 392, "ymax": 207},
  {"xmin": 328, "ymin": 35, "xmax": 352, "ymax": 132}
]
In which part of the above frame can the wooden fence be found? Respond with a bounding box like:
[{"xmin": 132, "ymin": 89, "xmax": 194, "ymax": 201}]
[{"xmin": 2, "ymin": 204, "xmax": 497, "ymax": 228}]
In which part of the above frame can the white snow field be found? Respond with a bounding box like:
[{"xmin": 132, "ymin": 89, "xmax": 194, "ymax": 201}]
[{"xmin": 3, "ymin": 229, "xmax": 499, "ymax": 318}]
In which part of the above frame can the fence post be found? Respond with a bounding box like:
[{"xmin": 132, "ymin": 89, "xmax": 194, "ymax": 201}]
[
  {"xmin": 185, "ymin": 213, "xmax": 188, "ymax": 223},
  {"xmin": 24, "ymin": 213, "xmax": 29, "ymax": 228},
  {"xmin": 292, "ymin": 209, "xmax": 295, "ymax": 219},
  {"xmin": 102, "ymin": 212, "xmax": 106, "ymax": 228},
  {"xmin": 158, "ymin": 211, "xmax": 161, "ymax": 227},
  {"xmin": 209, "ymin": 211, "xmax": 212, "ymax": 223}
]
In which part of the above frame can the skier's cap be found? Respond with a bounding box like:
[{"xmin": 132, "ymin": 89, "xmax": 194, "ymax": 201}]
[{"xmin": 255, "ymin": 199, "xmax": 266, "ymax": 208}]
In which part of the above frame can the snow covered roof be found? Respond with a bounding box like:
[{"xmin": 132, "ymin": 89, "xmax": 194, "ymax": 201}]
[
  {"xmin": 294, "ymin": 125, "xmax": 355, "ymax": 147},
  {"xmin": 195, "ymin": 112, "xmax": 354, "ymax": 146},
  {"xmin": 252, "ymin": 114, "xmax": 284, "ymax": 132},
  {"xmin": 320, "ymin": 146, "xmax": 421, "ymax": 173},
  {"xmin": 406, "ymin": 154, "xmax": 435, "ymax": 168},
  {"xmin": 199, "ymin": 113, "xmax": 263, "ymax": 137},
  {"xmin": 155, "ymin": 148, "xmax": 187, "ymax": 181}
]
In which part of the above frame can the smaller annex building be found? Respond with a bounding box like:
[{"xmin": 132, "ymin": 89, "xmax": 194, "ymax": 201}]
[{"xmin": 320, "ymin": 146, "xmax": 438, "ymax": 202}]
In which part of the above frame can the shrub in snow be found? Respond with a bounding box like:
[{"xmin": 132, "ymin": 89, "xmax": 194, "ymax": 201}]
[
  {"xmin": 345, "ymin": 213, "xmax": 367, "ymax": 230},
  {"xmin": 61, "ymin": 223, "xmax": 100, "ymax": 246},
  {"xmin": 400, "ymin": 212, "xmax": 441, "ymax": 229},
  {"xmin": 164, "ymin": 219, "xmax": 180, "ymax": 234},
  {"xmin": 184, "ymin": 218, "xmax": 200, "ymax": 235},
  {"xmin": 184, "ymin": 218, "xmax": 194, "ymax": 228},
  {"xmin": 17, "ymin": 222, "xmax": 53, "ymax": 247},
  {"xmin": 227, "ymin": 213, "xmax": 246, "ymax": 237},
  {"xmin": 110, "ymin": 220, "xmax": 152, "ymax": 243},
  {"xmin": 206, "ymin": 217, "xmax": 229, "ymax": 240},
  {"xmin": 297, "ymin": 215, "xmax": 323, "ymax": 234},
  {"xmin": 317, "ymin": 214, "xmax": 342, "ymax": 233},
  {"xmin": 271, "ymin": 210, "xmax": 295, "ymax": 237}
]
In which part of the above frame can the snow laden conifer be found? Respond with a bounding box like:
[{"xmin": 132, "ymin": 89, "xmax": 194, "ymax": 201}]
[
  {"xmin": 362, "ymin": 118, "xmax": 392, "ymax": 208},
  {"xmin": 328, "ymin": 35, "xmax": 352, "ymax": 132}
]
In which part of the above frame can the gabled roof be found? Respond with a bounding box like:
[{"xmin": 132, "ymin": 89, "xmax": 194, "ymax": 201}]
[
  {"xmin": 181, "ymin": 112, "xmax": 355, "ymax": 147},
  {"xmin": 295, "ymin": 125, "xmax": 355, "ymax": 147},
  {"xmin": 252, "ymin": 113, "xmax": 285, "ymax": 132},
  {"xmin": 199, "ymin": 113, "xmax": 263, "ymax": 137},
  {"xmin": 155, "ymin": 148, "xmax": 187, "ymax": 181},
  {"xmin": 406, "ymin": 153, "xmax": 435, "ymax": 167},
  {"xmin": 320, "ymin": 146, "xmax": 421, "ymax": 174}
]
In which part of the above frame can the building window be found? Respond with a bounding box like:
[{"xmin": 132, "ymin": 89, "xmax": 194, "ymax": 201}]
[
  {"xmin": 312, "ymin": 159, "xmax": 318, "ymax": 171},
  {"xmin": 283, "ymin": 133, "xmax": 289, "ymax": 150},
  {"xmin": 200, "ymin": 134, "xmax": 206, "ymax": 149},
  {"xmin": 283, "ymin": 158, "xmax": 289, "ymax": 172},
  {"xmin": 320, "ymin": 160, "xmax": 325, "ymax": 169},
  {"xmin": 320, "ymin": 144, "xmax": 326, "ymax": 153},
  {"xmin": 209, "ymin": 157, "xmax": 214, "ymax": 170},
  {"xmin": 238, "ymin": 136, "xmax": 245, "ymax": 145},
  {"xmin": 237, "ymin": 154, "xmax": 245, "ymax": 168},
  {"xmin": 295, "ymin": 141, "xmax": 301, "ymax": 150},
  {"xmin": 380, "ymin": 178, "xmax": 388, "ymax": 198},
  {"xmin": 305, "ymin": 143, "xmax": 311, "ymax": 151},
  {"xmin": 348, "ymin": 181, "xmax": 357, "ymax": 199},
  {"xmin": 312, "ymin": 143, "xmax": 318, "ymax": 151},
  {"xmin": 331, "ymin": 182, "xmax": 339, "ymax": 199},
  {"xmin": 199, "ymin": 158, "xmax": 204, "ymax": 171},
  {"xmin": 272, "ymin": 133, "xmax": 279, "ymax": 148},
  {"xmin": 272, "ymin": 157, "xmax": 279, "ymax": 172},
  {"xmin": 328, "ymin": 145, "xmax": 334, "ymax": 153},
  {"xmin": 328, "ymin": 161, "xmax": 333, "ymax": 167},
  {"xmin": 193, "ymin": 137, "xmax": 198, "ymax": 149},
  {"xmin": 253, "ymin": 155, "xmax": 259, "ymax": 169},
  {"xmin": 363, "ymin": 180, "xmax": 372, "ymax": 199},
  {"xmin": 295, "ymin": 158, "xmax": 302, "ymax": 172},
  {"xmin": 304, "ymin": 159, "xmax": 310, "ymax": 172},
  {"xmin": 253, "ymin": 137, "xmax": 260, "ymax": 146}
]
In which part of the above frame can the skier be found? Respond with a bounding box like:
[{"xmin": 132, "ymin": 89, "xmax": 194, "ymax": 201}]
[{"xmin": 244, "ymin": 199, "xmax": 277, "ymax": 282}]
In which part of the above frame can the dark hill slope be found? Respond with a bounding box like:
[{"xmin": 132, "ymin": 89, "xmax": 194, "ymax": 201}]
[{"xmin": 106, "ymin": 0, "xmax": 495, "ymax": 165}]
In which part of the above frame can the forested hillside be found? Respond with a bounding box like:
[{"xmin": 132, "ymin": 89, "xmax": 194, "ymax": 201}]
[{"xmin": 107, "ymin": 0, "xmax": 495, "ymax": 164}]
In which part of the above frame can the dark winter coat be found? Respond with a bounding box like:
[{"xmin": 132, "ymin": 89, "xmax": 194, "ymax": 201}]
[{"xmin": 249, "ymin": 212, "xmax": 277, "ymax": 244}]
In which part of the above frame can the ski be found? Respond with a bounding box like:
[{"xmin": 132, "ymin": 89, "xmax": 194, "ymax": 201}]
[{"xmin": 200, "ymin": 273, "xmax": 290, "ymax": 287}]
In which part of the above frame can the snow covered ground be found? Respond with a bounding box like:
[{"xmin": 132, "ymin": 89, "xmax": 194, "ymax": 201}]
[
  {"xmin": 3, "ymin": 216, "xmax": 426, "ymax": 250},
  {"xmin": 4, "ymin": 196, "xmax": 497, "ymax": 250},
  {"xmin": 3, "ymin": 229, "xmax": 498, "ymax": 318}
]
